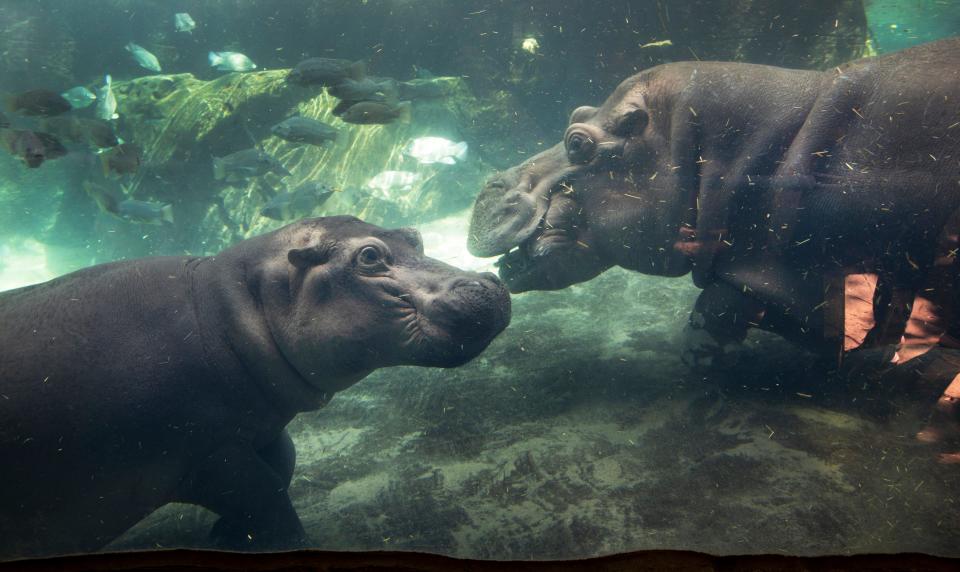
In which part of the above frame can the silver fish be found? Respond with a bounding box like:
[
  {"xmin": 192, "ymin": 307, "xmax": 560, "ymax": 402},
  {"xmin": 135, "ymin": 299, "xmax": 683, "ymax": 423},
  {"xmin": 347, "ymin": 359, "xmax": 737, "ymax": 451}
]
[
  {"xmin": 404, "ymin": 137, "xmax": 468, "ymax": 165},
  {"xmin": 208, "ymin": 51, "xmax": 257, "ymax": 72},
  {"xmin": 95, "ymin": 75, "xmax": 118, "ymax": 121},
  {"xmin": 60, "ymin": 86, "xmax": 97, "ymax": 109},
  {"xmin": 125, "ymin": 43, "xmax": 162, "ymax": 73},
  {"xmin": 365, "ymin": 170, "xmax": 420, "ymax": 200},
  {"xmin": 174, "ymin": 13, "xmax": 196, "ymax": 33}
]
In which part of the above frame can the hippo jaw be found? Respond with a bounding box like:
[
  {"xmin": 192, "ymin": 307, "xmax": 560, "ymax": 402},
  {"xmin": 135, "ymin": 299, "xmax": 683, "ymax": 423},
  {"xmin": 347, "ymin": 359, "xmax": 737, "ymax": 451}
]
[{"xmin": 492, "ymin": 189, "xmax": 611, "ymax": 292}]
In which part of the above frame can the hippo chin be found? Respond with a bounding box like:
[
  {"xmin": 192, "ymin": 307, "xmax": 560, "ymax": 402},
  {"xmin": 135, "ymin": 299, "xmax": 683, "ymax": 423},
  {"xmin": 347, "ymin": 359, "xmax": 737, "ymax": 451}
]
[
  {"xmin": 470, "ymin": 39, "xmax": 960, "ymax": 455},
  {"xmin": 0, "ymin": 216, "xmax": 510, "ymax": 558}
]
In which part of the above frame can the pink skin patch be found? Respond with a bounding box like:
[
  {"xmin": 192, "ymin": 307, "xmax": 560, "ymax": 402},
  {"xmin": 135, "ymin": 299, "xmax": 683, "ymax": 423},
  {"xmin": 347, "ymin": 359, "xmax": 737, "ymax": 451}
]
[
  {"xmin": 844, "ymin": 273, "xmax": 878, "ymax": 352},
  {"xmin": 672, "ymin": 226, "xmax": 728, "ymax": 257}
]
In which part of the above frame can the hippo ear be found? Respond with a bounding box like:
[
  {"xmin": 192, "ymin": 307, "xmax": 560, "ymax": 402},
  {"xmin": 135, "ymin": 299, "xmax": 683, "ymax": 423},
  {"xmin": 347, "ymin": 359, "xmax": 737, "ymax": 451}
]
[
  {"xmin": 287, "ymin": 241, "xmax": 335, "ymax": 269},
  {"xmin": 569, "ymin": 105, "xmax": 597, "ymax": 124}
]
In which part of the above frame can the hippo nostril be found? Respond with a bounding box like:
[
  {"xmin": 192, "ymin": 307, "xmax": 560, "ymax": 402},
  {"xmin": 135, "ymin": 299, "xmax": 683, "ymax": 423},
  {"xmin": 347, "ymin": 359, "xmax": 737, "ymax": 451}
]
[{"xmin": 449, "ymin": 277, "xmax": 485, "ymax": 291}]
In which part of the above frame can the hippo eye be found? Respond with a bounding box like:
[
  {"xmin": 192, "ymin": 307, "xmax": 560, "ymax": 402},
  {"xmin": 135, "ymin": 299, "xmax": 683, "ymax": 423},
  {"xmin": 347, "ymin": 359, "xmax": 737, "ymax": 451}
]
[{"xmin": 356, "ymin": 245, "xmax": 387, "ymax": 271}]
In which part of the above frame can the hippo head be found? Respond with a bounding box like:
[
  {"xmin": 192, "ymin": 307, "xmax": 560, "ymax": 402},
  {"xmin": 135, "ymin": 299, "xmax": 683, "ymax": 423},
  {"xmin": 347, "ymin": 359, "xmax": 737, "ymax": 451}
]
[
  {"xmin": 469, "ymin": 66, "xmax": 702, "ymax": 292},
  {"xmin": 243, "ymin": 216, "xmax": 510, "ymax": 398}
]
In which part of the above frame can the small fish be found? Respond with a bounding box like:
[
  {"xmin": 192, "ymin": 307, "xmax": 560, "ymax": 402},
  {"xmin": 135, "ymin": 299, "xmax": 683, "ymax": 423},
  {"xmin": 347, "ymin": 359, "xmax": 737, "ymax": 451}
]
[
  {"xmin": 100, "ymin": 143, "xmax": 141, "ymax": 177},
  {"xmin": 327, "ymin": 77, "xmax": 398, "ymax": 103},
  {"xmin": 270, "ymin": 116, "xmax": 338, "ymax": 146},
  {"xmin": 287, "ymin": 58, "xmax": 366, "ymax": 87},
  {"xmin": 0, "ymin": 129, "xmax": 66, "ymax": 168},
  {"xmin": 115, "ymin": 199, "xmax": 174, "ymax": 225},
  {"xmin": 397, "ymin": 79, "xmax": 449, "ymax": 100},
  {"xmin": 208, "ymin": 51, "xmax": 257, "ymax": 72},
  {"xmin": 84, "ymin": 182, "xmax": 173, "ymax": 225},
  {"xmin": 60, "ymin": 86, "xmax": 97, "ymax": 109},
  {"xmin": 125, "ymin": 43, "xmax": 162, "ymax": 73},
  {"xmin": 3, "ymin": 89, "xmax": 72, "ymax": 117},
  {"xmin": 366, "ymin": 170, "xmax": 420, "ymax": 200},
  {"xmin": 174, "ymin": 13, "xmax": 196, "ymax": 34},
  {"xmin": 40, "ymin": 117, "xmax": 119, "ymax": 149},
  {"xmin": 260, "ymin": 181, "xmax": 337, "ymax": 221},
  {"xmin": 640, "ymin": 39, "xmax": 673, "ymax": 49},
  {"xmin": 96, "ymin": 75, "xmax": 118, "ymax": 121},
  {"xmin": 340, "ymin": 100, "xmax": 412, "ymax": 125},
  {"xmin": 404, "ymin": 136, "xmax": 467, "ymax": 165},
  {"xmin": 0, "ymin": 111, "xmax": 8, "ymax": 129},
  {"xmin": 213, "ymin": 148, "xmax": 289, "ymax": 182}
]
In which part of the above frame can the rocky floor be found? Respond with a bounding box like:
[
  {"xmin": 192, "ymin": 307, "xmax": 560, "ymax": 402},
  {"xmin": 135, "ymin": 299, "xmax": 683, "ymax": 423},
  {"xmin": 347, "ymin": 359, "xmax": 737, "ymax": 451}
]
[{"xmin": 111, "ymin": 252, "xmax": 960, "ymax": 558}]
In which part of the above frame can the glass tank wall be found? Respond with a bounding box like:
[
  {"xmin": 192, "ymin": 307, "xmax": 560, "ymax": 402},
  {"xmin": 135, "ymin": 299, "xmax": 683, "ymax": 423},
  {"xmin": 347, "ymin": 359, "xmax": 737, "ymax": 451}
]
[{"xmin": 0, "ymin": 0, "xmax": 958, "ymax": 562}]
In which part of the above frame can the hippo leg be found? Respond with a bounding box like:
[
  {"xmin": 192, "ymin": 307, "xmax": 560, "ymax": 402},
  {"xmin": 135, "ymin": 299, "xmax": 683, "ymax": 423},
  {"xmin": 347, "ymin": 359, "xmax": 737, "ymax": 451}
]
[
  {"xmin": 682, "ymin": 282, "xmax": 764, "ymax": 371},
  {"xmin": 900, "ymin": 348, "xmax": 960, "ymax": 462},
  {"xmin": 178, "ymin": 433, "xmax": 306, "ymax": 550},
  {"xmin": 256, "ymin": 429, "xmax": 297, "ymax": 490}
]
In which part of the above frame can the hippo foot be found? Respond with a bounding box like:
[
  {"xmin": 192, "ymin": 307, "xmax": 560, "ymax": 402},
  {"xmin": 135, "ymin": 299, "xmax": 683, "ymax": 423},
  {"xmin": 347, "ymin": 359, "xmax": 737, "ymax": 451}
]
[
  {"xmin": 917, "ymin": 395, "xmax": 960, "ymax": 439},
  {"xmin": 680, "ymin": 321, "xmax": 744, "ymax": 372},
  {"xmin": 210, "ymin": 516, "xmax": 307, "ymax": 551}
]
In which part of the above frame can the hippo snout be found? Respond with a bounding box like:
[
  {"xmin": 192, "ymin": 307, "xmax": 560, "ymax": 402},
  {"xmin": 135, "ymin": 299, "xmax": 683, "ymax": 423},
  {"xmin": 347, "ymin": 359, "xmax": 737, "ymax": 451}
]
[{"xmin": 424, "ymin": 272, "xmax": 511, "ymax": 351}]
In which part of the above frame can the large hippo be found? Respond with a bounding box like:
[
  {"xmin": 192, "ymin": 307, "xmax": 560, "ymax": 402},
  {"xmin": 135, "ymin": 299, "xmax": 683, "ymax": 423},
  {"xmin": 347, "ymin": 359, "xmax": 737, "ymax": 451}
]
[
  {"xmin": 0, "ymin": 216, "xmax": 510, "ymax": 558},
  {"xmin": 469, "ymin": 39, "xmax": 960, "ymax": 456}
]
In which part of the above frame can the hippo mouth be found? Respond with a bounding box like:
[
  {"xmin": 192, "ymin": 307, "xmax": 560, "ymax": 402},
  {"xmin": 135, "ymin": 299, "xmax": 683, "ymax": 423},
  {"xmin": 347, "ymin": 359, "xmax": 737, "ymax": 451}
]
[
  {"xmin": 491, "ymin": 186, "xmax": 608, "ymax": 293},
  {"xmin": 494, "ymin": 227, "xmax": 576, "ymax": 289}
]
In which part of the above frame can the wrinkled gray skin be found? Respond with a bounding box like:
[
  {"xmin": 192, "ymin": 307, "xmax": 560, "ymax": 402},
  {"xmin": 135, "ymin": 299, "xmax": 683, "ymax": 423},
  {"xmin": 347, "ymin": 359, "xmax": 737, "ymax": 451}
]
[
  {"xmin": 470, "ymin": 39, "xmax": 960, "ymax": 362},
  {"xmin": 0, "ymin": 216, "xmax": 510, "ymax": 558}
]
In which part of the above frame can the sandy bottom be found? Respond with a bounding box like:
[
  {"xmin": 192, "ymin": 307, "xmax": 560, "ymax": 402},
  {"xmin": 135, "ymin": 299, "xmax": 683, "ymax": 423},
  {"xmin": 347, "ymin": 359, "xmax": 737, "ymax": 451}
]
[{"xmin": 109, "ymin": 263, "xmax": 960, "ymax": 559}]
